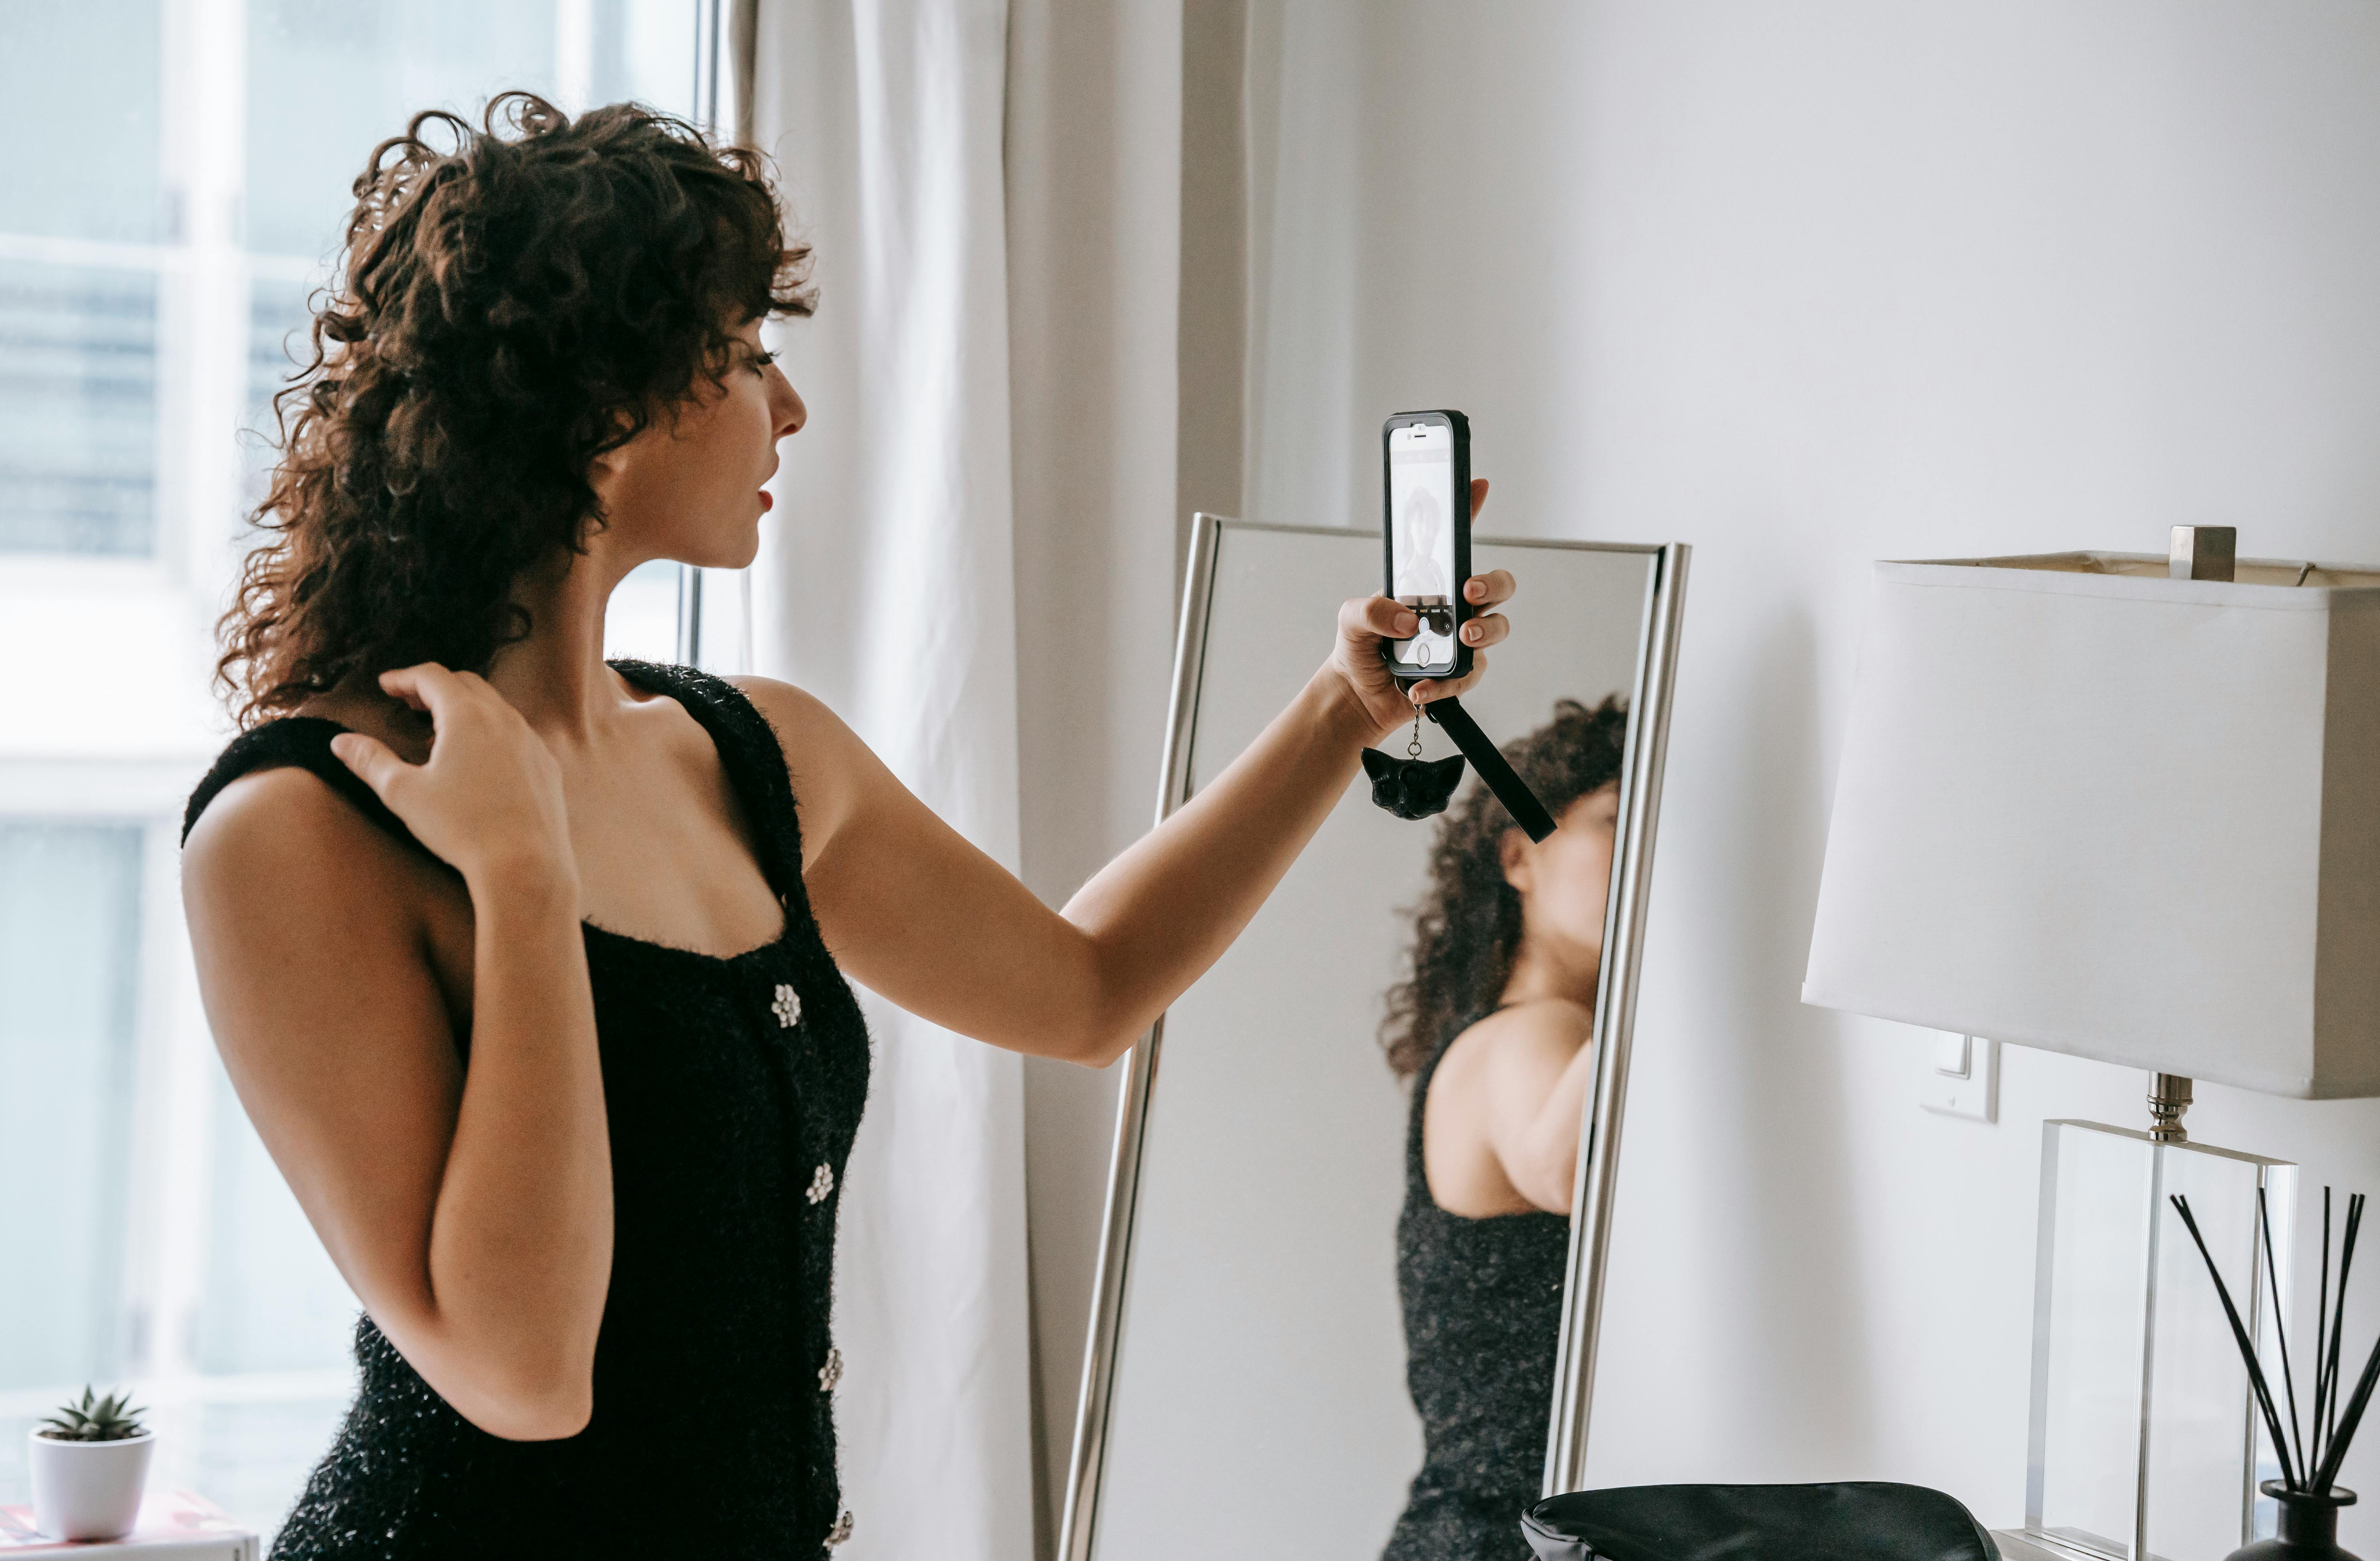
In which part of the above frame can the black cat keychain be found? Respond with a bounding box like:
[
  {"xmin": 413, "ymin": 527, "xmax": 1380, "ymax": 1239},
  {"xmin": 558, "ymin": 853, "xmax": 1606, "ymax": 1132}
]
[
  {"xmin": 1364, "ymin": 695, "xmax": 1557, "ymax": 840},
  {"xmin": 1363, "ymin": 707, "xmax": 1466, "ymax": 821}
]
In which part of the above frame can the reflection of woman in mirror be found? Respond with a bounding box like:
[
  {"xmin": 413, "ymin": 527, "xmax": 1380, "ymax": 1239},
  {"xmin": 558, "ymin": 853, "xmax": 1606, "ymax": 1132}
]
[
  {"xmin": 1377, "ymin": 696, "xmax": 1630, "ymax": 1561},
  {"xmin": 1397, "ymin": 485, "xmax": 1452, "ymax": 601},
  {"xmin": 174, "ymin": 95, "xmax": 1518, "ymax": 1557}
]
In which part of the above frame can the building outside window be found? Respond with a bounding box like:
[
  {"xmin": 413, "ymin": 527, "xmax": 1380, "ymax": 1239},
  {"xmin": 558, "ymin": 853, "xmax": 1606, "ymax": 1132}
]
[{"xmin": 0, "ymin": 1, "xmax": 695, "ymax": 1531}]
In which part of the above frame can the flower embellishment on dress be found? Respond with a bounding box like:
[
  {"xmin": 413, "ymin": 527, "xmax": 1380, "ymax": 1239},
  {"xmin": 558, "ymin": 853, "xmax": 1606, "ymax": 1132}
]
[
  {"xmin": 819, "ymin": 1346, "xmax": 844, "ymax": 1393},
  {"xmin": 772, "ymin": 983, "xmax": 802, "ymax": 1029},
  {"xmin": 807, "ymin": 1164, "xmax": 835, "ymax": 1205},
  {"xmin": 826, "ymin": 1510, "xmax": 854, "ymax": 1548}
]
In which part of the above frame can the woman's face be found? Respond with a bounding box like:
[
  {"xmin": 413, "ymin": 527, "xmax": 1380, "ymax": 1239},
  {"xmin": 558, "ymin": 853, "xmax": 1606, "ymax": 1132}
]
[
  {"xmin": 1405, "ymin": 488, "xmax": 1440, "ymax": 548},
  {"xmin": 1503, "ymin": 784, "xmax": 1622, "ymax": 958},
  {"xmin": 589, "ymin": 315, "xmax": 805, "ymax": 572}
]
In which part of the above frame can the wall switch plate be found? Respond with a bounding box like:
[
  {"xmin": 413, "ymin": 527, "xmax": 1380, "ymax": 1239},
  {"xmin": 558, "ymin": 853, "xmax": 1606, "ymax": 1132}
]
[{"xmin": 1920, "ymin": 1028, "xmax": 1998, "ymax": 1123}]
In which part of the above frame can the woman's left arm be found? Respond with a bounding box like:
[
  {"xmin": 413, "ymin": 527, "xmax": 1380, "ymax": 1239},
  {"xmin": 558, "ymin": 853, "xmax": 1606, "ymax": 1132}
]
[{"xmin": 746, "ymin": 482, "xmax": 1508, "ymax": 1066}]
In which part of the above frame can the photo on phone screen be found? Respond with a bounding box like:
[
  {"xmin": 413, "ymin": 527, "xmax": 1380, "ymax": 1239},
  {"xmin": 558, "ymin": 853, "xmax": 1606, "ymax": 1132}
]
[{"xmin": 1387, "ymin": 419, "xmax": 1459, "ymax": 673}]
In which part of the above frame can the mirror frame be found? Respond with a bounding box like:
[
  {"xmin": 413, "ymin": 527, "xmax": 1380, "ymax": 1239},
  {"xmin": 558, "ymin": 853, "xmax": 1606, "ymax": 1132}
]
[{"xmin": 1058, "ymin": 516, "xmax": 1691, "ymax": 1559}]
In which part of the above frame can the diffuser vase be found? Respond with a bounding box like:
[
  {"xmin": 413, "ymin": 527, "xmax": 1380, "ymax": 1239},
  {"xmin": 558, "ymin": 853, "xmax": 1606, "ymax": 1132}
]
[{"xmin": 2226, "ymin": 1481, "xmax": 2358, "ymax": 1561}]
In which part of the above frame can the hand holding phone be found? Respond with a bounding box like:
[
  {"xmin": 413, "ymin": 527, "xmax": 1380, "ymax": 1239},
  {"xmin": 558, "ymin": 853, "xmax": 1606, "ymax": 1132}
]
[
  {"xmin": 1369, "ymin": 410, "xmax": 1557, "ymax": 840},
  {"xmin": 1321, "ymin": 433, "xmax": 1503, "ymax": 741},
  {"xmin": 1383, "ymin": 410, "xmax": 1471, "ymax": 684}
]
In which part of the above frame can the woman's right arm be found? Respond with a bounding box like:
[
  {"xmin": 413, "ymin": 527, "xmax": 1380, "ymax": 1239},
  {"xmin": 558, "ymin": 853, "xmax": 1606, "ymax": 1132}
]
[
  {"xmin": 1481, "ymin": 1000, "xmax": 1600, "ymax": 1214},
  {"xmin": 180, "ymin": 667, "xmax": 609, "ymax": 1442}
]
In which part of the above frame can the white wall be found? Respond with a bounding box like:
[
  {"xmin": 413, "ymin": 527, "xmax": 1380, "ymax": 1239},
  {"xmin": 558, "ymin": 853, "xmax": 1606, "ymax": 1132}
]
[{"xmin": 1227, "ymin": 0, "xmax": 2380, "ymax": 1539}]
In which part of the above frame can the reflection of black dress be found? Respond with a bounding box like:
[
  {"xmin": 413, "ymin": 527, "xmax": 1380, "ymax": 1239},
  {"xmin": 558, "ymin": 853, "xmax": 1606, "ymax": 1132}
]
[
  {"xmin": 179, "ymin": 661, "xmax": 869, "ymax": 1559},
  {"xmin": 1383, "ymin": 1023, "xmax": 1571, "ymax": 1561}
]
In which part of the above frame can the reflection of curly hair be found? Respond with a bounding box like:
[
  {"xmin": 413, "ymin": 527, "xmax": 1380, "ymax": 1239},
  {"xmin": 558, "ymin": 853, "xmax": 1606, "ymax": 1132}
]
[
  {"xmin": 1380, "ymin": 696, "xmax": 1631, "ymax": 1080},
  {"xmin": 214, "ymin": 93, "xmax": 814, "ymax": 727}
]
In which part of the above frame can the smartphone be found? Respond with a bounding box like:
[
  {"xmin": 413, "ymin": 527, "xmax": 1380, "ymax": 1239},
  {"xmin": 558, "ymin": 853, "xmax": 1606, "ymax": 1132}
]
[{"xmin": 1381, "ymin": 410, "xmax": 1471, "ymax": 682}]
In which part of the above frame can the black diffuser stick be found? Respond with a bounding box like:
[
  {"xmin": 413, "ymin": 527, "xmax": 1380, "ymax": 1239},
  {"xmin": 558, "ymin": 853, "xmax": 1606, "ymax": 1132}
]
[
  {"xmin": 2327, "ymin": 1193, "xmax": 2366, "ymax": 1460},
  {"xmin": 2260, "ymin": 1186, "xmax": 2310, "ymax": 1481},
  {"xmin": 2314, "ymin": 1320, "xmax": 2380, "ymax": 1493},
  {"xmin": 2312, "ymin": 1194, "xmax": 2374, "ymax": 1493},
  {"xmin": 2172, "ymin": 1194, "xmax": 2301, "ymax": 1491},
  {"xmin": 2316, "ymin": 1188, "xmax": 2333, "ymax": 1471}
]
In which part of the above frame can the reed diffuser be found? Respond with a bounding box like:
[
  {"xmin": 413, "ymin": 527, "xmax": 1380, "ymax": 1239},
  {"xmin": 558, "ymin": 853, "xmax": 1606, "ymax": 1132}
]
[{"xmin": 2172, "ymin": 1188, "xmax": 2378, "ymax": 1561}]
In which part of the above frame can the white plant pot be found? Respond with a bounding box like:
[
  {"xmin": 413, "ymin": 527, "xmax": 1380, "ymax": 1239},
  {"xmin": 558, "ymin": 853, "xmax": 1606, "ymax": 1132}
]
[{"xmin": 27, "ymin": 1429, "xmax": 154, "ymax": 1541}]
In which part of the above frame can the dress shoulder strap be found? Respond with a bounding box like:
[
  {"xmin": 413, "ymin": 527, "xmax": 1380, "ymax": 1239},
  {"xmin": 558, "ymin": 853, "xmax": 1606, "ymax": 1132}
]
[
  {"xmin": 182, "ymin": 667, "xmax": 809, "ymax": 894},
  {"xmin": 180, "ymin": 716, "xmax": 433, "ymax": 861},
  {"xmin": 606, "ymin": 659, "xmax": 810, "ymax": 900}
]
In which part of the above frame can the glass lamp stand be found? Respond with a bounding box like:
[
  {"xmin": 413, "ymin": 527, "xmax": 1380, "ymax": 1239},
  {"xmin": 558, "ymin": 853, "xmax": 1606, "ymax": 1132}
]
[{"xmin": 2005, "ymin": 1091, "xmax": 2296, "ymax": 1561}]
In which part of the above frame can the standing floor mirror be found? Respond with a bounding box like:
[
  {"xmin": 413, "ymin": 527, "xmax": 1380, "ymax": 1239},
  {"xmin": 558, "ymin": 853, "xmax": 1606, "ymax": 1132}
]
[{"xmin": 1061, "ymin": 517, "xmax": 1689, "ymax": 1561}]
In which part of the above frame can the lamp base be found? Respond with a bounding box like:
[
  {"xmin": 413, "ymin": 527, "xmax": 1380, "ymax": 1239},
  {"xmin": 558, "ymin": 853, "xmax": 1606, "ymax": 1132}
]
[{"xmin": 2025, "ymin": 1120, "xmax": 2298, "ymax": 1559}]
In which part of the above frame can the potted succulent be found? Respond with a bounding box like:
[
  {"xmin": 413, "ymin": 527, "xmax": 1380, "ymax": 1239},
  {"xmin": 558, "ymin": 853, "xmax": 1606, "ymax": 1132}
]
[{"xmin": 28, "ymin": 1387, "xmax": 154, "ymax": 1541}]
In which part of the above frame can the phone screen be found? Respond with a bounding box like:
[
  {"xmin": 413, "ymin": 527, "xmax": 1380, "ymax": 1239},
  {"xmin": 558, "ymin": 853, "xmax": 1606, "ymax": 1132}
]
[{"xmin": 1387, "ymin": 420, "xmax": 1458, "ymax": 672}]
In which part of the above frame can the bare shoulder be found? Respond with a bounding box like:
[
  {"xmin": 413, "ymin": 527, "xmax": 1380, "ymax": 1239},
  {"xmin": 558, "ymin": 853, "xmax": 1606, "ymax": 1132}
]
[
  {"xmin": 722, "ymin": 674, "xmax": 868, "ymax": 786},
  {"xmin": 1492, "ymin": 996, "xmax": 1595, "ymax": 1045},
  {"xmin": 1437, "ymin": 996, "xmax": 1595, "ymax": 1081},
  {"xmin": 185, "ymin": 763, "xmax": 422, "ymax": 904},
  {"xmin": 724, "ymin": 674, "xmax": 848, "ymax": 747},
  {"xmin": 181, "ymin": 764, "xmax": 438, "ymax": 1000},
  {"xmin": 725, "ymin": 674, "xmax": 880, "ymax": 853}
]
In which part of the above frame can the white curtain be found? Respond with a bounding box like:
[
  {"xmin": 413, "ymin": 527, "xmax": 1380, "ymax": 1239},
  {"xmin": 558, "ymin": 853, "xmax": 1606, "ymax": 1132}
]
[{"xmin": 747, "ymin": 6, "xmax": 1034, "ymax": 1559}]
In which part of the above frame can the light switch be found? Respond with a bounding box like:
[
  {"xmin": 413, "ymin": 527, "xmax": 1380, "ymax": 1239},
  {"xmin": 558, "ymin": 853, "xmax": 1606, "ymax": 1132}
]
[{"xmin": 1920, "ymin": 1028, "xmax": 1997, "ymax": 1123}]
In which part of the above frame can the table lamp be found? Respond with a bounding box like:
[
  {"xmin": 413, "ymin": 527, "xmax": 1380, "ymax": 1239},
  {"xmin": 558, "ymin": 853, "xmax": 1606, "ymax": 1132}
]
[{"xmin": 1803, "ymin": 530, "xmax": 2380, "ymax": 1561}]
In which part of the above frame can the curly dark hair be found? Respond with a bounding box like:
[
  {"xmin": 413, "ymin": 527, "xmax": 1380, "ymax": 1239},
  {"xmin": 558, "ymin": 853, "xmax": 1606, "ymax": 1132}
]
[
  {"xmin": 1379, "ymin": 696, "xmax": 1632, "ymax": 1080},
  {"xmin": 214, "ymin": 92, "xmax": 815, "ymax": 727}
]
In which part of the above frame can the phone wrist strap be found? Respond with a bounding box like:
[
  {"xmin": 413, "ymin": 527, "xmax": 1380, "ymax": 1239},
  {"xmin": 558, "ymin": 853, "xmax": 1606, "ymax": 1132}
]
[{"xmin": 1425, "ymin": 697, "xmax": 1558, "ymax": 842}]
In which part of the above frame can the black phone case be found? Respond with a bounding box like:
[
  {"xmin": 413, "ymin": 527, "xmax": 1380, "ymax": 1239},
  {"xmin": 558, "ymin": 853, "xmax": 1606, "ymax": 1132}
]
[{"xmin": 1381, "ymin": 409, "xmax": 1472, "ymax": 685}]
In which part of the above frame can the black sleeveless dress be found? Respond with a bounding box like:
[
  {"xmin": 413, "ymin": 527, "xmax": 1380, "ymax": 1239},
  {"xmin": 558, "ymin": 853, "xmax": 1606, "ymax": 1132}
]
[
  {"xmin": 1383, "ymin": 1020, "xmax": 1573, "ymax": 1561},
  {"xmin": 178, "ymin": 660, "xmax": 870, "ymax": 1560}
]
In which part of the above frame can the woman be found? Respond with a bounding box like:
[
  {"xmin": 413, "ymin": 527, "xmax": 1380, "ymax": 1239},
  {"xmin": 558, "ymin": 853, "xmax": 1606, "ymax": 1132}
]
[
  {"xmin": 1396, "ymin": 484, "xmax": 1450, "ymax": 599},
  {"xmin": 1378, "ymin": 696, "xmax": 1631, "ymax": 1561},
  {"xmin": 175, "ymin": 96, "xmax": 1513, "ymax": 1558}
]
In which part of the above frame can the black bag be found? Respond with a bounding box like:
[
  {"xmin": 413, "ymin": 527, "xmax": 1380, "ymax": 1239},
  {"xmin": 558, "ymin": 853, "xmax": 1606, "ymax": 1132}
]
[{"xmin": 1520, "ymin": 1481, "xmax": 1999, "ymax": 1561}]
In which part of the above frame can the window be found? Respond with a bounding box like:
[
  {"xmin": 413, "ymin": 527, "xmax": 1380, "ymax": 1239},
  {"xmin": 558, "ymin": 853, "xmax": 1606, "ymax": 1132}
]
[
  {"xmin": 0, "ymin": 826, "xmax": 144, "ymax": 1390},
  {"xmin": 0, "ymin": 1, "xmax": 164, "ymax": 557},
  {"xmin": 0, "ymin": 2, "xmax": 699, "ymax": 1533}
]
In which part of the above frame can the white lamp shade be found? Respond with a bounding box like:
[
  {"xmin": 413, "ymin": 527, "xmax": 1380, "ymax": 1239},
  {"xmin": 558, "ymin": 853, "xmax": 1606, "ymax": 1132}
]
[{"xmin": 1803, "ymin": 553, "xmax": 2380, "ymax": 1099}]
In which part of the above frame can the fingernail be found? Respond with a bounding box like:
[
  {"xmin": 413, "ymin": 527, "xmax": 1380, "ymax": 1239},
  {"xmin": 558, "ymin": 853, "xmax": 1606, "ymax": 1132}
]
[{"xmin": 1397, "ymin": 614, "xmax": 1419, "ymax": 634}]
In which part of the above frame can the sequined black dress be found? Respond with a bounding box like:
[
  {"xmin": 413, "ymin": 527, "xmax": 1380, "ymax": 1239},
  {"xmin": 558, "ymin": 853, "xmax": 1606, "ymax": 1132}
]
[
  {"xmin": 1382, "ymin": 1022, "xmax": 1571, "ymax": 1561},
  {"xmin": 179, "ymin": 661, "xmax": 870, "ymax": 1560}
]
